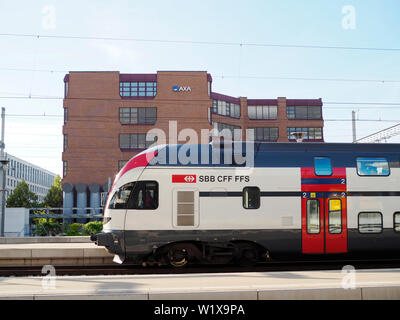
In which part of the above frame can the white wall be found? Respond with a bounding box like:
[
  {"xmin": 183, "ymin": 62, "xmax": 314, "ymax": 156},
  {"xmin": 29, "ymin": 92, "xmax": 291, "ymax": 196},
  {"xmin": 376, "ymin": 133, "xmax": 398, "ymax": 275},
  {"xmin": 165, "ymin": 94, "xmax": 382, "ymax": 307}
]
[{"xmin": 4, "ymin": 208, "xmax": 29, "ymax": 237}]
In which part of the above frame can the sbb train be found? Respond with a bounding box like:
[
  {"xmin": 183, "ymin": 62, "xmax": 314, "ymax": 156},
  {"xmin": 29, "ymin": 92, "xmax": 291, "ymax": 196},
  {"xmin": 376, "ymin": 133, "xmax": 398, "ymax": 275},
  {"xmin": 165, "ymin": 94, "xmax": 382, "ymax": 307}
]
[{"xmin": 91, "ymin": 142, "xmax": 400, "ymax": 266}]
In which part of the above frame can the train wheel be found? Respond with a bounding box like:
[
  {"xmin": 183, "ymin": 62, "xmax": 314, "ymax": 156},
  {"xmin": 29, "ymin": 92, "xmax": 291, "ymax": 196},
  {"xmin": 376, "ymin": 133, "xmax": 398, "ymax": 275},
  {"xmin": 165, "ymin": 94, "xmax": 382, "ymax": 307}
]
[
  {"xmin": 167, "ymin": 246, "xmax": 189, "ymax": 268},
  {"xmin": 236, "ymin": 242, "xmax": 259, "ymax": 267}
]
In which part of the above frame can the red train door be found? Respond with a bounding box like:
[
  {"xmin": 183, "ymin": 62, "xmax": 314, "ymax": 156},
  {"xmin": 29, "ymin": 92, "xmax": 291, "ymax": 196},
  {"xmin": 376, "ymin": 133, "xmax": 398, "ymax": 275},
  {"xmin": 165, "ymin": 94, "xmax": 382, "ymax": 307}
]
[{"xmin": 301, "ymin": 167, "xmax": 348, "ymax": 254}]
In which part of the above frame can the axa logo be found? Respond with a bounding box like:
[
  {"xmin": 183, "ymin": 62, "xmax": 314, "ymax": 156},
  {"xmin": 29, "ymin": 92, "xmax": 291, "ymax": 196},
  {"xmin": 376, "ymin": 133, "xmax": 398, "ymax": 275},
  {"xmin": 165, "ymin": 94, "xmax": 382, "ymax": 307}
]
[
  {"xmin": 172, "ymin": 174, "xmax": 196, "ymax": 183},
  {"xmin": 173, "ymin": 85, "xmax": 191, "ymax": 92}
]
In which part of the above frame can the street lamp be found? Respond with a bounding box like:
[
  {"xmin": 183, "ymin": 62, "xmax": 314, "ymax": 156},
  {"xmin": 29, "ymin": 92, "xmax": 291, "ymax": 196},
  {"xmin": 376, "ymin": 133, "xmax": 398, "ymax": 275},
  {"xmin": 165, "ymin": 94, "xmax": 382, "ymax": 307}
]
[{"xmin": 0, "ymin": 158, "xmax": 8, "ymax": 237}]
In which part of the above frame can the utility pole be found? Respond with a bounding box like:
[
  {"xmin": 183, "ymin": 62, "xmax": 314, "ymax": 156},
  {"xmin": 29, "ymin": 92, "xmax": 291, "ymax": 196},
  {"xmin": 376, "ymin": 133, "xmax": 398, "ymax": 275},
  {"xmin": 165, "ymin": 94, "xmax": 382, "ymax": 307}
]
[
  {"xmin": 352, "ymin": 110, "xmax": 357, "ymax": 143},
  {"xmin": 0, "ymin": 108, "xmax": 7, "ymax": 237}
]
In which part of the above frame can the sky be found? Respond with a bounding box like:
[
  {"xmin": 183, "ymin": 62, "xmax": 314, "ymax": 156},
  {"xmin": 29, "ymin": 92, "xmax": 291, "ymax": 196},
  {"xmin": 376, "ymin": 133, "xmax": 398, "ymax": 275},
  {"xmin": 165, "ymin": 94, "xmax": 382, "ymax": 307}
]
[{"xmin": 0, "ymin": 0, "xmax": 399, "ymax": 176}]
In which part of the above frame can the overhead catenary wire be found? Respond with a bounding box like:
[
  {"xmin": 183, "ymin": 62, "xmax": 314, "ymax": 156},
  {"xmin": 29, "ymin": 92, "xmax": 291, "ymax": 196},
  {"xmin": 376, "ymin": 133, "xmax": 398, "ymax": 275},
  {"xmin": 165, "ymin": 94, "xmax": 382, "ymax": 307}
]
[{"xmin": 1, "ymin": 32, "xmax": 400, "ymax": 52}]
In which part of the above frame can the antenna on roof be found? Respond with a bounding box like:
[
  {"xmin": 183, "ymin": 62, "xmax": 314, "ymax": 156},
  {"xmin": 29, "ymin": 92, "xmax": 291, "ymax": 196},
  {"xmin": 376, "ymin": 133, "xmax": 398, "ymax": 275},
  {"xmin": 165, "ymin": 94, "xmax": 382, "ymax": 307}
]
[{"xmin": 291, "ymin": 132, "xmax": 307, "ymax": 143}]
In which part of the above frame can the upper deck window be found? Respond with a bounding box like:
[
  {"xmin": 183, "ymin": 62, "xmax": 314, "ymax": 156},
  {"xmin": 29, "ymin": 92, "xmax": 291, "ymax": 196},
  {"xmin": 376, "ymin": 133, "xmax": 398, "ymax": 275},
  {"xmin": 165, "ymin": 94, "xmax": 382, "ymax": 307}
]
[
  {"xmin": 356, "ymin": 157, "xmax": 390, "ymax": 176},
  {"xmin": 314, "ymin": 157, "xmax": 332, "ymax": 176},
  {"xmin": 120, "ymin": 81, "xmax": 157, "ymax": 98}
]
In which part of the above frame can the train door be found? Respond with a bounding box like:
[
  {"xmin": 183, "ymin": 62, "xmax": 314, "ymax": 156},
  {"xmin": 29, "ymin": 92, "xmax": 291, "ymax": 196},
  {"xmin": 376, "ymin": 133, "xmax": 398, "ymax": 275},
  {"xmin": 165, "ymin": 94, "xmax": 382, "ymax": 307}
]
[
  {"xmin": 172, "ymin": 189, "xmax": 200, "ymax": 228},
  {"xmin": 301, "ymin": 192, "xmax": 347, "ymax": 254}
]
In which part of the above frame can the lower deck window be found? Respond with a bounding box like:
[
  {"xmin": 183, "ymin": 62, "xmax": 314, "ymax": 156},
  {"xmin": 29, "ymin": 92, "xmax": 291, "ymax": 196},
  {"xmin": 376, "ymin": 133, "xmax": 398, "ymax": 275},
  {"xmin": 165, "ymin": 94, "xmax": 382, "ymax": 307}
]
[
  {"xmin": 394, "ymin": 212, "xmax": 400, "ymax": 232},
  {"xmin": 358, "ymin": 212, "xmax": 382, "ymax": 233}
]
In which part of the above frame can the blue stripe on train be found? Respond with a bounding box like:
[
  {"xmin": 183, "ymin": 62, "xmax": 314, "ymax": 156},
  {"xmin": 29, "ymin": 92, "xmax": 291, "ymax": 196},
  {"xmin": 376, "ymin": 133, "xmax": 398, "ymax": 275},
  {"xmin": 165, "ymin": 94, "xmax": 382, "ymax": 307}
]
[{"xmin": 301, "ymin": 178, "xmax": 346, "ymax": 185}]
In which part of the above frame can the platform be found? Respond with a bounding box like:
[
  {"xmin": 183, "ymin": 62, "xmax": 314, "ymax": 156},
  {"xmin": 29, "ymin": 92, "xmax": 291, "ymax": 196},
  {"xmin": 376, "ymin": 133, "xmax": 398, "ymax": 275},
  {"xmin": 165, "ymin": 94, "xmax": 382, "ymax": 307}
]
[
  {"xmin": 0, "ymin": 268, "xmax": 399, "ymax": 300},
  {"xmin": 0, "ymin": 240, "xmax": 113, "ymax": 266}
]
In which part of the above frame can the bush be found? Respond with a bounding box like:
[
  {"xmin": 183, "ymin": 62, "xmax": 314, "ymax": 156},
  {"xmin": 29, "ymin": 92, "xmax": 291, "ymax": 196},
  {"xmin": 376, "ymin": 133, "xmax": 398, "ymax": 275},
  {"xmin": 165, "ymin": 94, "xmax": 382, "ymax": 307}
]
[
  {"xmin": 64, "ymin": 223, "xmax": 84, "ymax": 236},
  {"xmin": 33, "ymin": 221, "xmax": 62, "ymax": 236},
  {"xmin": 83, "ymin": 221, "xmax": 103, "ymax": 235}
]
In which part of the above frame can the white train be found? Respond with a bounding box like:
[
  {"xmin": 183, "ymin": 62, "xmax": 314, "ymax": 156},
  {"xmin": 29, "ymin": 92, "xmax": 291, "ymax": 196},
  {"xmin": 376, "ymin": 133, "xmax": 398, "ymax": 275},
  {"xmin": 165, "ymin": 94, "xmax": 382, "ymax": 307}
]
[{"xmin": 91, "ymin": 143, "xmax": 400, "ymax": 266}]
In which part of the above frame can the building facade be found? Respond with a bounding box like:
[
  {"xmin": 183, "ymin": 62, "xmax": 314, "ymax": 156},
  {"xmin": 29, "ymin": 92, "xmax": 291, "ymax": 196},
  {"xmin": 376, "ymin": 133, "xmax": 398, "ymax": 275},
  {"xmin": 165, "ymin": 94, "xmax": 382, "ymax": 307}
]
[
  {"xmin": 62, "ymin": 71, "xmax": 324, "ymax": 205},
  {"xmin": 5, "ymin": 154, "xmax": 57, "ymax": 203}
]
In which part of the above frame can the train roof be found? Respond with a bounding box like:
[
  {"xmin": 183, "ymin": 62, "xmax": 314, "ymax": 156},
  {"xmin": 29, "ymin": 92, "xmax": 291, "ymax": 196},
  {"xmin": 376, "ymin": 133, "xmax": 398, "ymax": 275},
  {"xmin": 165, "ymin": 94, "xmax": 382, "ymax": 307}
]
[{"xmin": 145, "ymin": 142, "xmax": 400, "ymax": 168}]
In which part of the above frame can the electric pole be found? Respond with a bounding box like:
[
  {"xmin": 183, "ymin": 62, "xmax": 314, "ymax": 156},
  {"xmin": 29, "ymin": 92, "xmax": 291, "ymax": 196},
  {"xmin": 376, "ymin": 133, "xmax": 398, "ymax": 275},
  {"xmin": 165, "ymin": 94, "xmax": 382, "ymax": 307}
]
[
  {"xmin": 352, "ymin": 110, "xmax": 357, "ymax": 143},
  {"xmin": 0, "ymin": 108, "xmax": 6, "ymax": 237}
]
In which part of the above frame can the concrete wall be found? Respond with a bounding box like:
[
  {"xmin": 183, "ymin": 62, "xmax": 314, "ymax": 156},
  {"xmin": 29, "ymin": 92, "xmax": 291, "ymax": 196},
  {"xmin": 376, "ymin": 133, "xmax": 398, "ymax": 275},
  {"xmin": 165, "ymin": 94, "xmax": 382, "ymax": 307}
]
[{"xmin": 4, "ymin": 208, "xmax": 29, "ymax": 237}]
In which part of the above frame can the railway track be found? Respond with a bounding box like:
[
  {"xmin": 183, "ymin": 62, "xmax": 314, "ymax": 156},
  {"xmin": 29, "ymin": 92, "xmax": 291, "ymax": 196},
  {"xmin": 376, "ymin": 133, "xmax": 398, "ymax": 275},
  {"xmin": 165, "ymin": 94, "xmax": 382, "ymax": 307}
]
[{"xmin": 1, "ymin": 258, "xmax": 400, "ymax": 277}]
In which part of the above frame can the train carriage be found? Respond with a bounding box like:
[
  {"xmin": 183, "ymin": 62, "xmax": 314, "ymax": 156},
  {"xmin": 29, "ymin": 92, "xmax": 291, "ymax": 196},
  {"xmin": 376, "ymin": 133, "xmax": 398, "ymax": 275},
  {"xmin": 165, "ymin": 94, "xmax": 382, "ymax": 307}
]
[{"xmin": 91, "ymin": 142, "xmax": 400, "ymax": 266}]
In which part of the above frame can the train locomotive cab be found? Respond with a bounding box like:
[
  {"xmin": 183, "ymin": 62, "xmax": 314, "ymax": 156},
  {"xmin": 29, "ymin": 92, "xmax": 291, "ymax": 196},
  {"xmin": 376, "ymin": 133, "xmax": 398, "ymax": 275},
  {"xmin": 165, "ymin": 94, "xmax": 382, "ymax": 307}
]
[{"xmin": 91, "ymin": 147, "xmax": 160, "ymax": 264}]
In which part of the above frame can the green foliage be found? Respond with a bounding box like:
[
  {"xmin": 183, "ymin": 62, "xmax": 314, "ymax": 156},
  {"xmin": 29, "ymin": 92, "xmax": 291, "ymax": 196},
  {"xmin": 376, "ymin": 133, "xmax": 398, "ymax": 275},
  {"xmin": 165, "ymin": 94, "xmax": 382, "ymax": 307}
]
[
  {"xmin": 82, "ymin": 221, "xmax": 103, "ymax": 235},
  {"xmin": 42, "ymin": 175, "xmax": 63, "ymax": 208},
  {"xmin": 64, "ymin": 223, "xmax": 83, "ymax": 236},
  {"xmin": 33, "ymin": 221, "xmax": 62, "ymax": 236},
  {"xmin": 6, "ymin": 180, "xmax": 39, "ymax": 208},
  {"xmin": 31, "ymin": 219, "xmax": 103, "ymax": 237}
]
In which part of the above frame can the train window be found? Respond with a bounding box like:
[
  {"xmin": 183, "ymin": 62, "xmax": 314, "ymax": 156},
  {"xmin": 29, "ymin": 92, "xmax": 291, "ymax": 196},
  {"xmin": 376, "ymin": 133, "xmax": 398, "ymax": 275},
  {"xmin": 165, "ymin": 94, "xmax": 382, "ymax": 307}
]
[
  {"xmin": 358, "ymin": 212, "xmax": 383, "ymax": 233},
  {"xmin": 356, "ymin": 158, "xmax": 390, "ymax": 176},
  {"xmin": 177, "ymin": 191, "xmax": 195, "ymax": 226},
  {"xmin": 328, "ymin": 199, "xmax": 342, "ymax": 234},
  {"xmin": 394, "ymin": 213, "xmax": 400, "ymax": 232},
  {"xmin": 243, "ymin": 187, "xmax": 260, "ymax": 209},
  {"xmin": 307, "ymin": 199, "xmax": 320, "ymax": 234},
  {"xmin": 108, "ymin": 183, "xmax": 135, "ymax": 209},
  {"xmin": 314, "ymin": 157, "xmax": 332, "ymax": 176},
  {"xmin": 127, "ymin": 181, "xmax": 158, "ymax": 210}
]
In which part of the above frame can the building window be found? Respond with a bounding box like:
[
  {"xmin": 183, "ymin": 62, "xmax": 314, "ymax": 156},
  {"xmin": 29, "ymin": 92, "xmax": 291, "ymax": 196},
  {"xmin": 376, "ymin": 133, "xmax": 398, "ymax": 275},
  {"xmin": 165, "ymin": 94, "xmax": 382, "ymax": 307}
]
[
  {"xmin": 119, "ymin": 82, "xmax": 157, "ymax": 98},
  {"xmin": 118, "ymin": 160, "xmax": 128, "ymax": 171},
  {"xmin": 212, "ymin": 100, "xmax": 240, "ymax": 118},
  {"xmin": 214, "ymin": 122, "xmax": 241, "ymax": 139},
  {"xmin": 64, "ymin": 108, "xmax": 68, "ymax": 124},
  {"xmin": 63, "ymin": 135, "xmax": 68, "ymax": 152},
  {"xmin": 248, "ymin": 106, "xmax": 277, "ymax": 120},
  {"xmin": 243, "ymin": 187, "xmax": 260, "ymax": 209},
  {"xmin": 249, "ymin": 127, "xmax": 278, "ymax": 141},
  {"xmin": 119, "ymin": 107, "xmax": 157, "ymax": 125},
  {"xmin": 356, "ymin": 158, "xmax": 390, "ymax": 176},
  {"xmin": 358, "ymin": 212, "xmax": 383, "ymax": 233},
  {"xmin": 314, "ymin": 157, "xmax": 332, "ymax": 176},
  {"xmin": 64, "ymin": 82, "xmax": 69, "ymax": 98},
  {"xmin": 394, "ymin": 212, "xmax": 400, "ymax": 232},
  {"xmin": 287, "ymin": 127, "xmax": 323, "ymax": 140},
  {"xmin": 286, "ymin": 106, "xmax": 322, "ymax": 120},
  {"xmin": 63, "ymin": 161, "xmax": 67, "ymax": 178},
  {"xmin": 119, "ymin": 134, "xmax": 156, "ymax": 150}
]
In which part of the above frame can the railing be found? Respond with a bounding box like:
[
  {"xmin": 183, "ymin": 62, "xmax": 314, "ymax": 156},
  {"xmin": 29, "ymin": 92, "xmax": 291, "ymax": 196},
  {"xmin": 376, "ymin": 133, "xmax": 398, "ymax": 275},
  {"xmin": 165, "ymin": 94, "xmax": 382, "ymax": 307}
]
[{"xmin": 28, "ymin": 207, "xmax": 104, "ymax": 236}]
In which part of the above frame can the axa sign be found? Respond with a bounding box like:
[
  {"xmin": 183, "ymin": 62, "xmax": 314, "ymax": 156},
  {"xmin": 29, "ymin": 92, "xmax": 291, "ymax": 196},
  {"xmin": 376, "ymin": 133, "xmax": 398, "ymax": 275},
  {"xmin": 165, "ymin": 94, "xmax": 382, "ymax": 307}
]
[{"xmin": 173, "ymin": 85, "xmax": 191, "ymax": 92}]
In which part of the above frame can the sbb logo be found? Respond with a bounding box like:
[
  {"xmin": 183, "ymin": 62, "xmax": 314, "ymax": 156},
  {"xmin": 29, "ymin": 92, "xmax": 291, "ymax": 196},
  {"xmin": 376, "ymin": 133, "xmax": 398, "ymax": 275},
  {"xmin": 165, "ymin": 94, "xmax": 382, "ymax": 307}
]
[{"xmin": 172, "ymin": 174, "xmax": 197, "ymax": 183}]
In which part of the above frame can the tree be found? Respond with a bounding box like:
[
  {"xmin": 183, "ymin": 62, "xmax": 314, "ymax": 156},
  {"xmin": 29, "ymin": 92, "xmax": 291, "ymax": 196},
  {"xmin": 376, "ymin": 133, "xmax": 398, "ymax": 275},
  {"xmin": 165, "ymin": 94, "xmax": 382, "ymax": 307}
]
[
  {"xmin": 43, "ymin": 175, "xmax": 63, "ymax": 208},
  {"xmin": 6, "ymin": 180, "xmax": 39, "ymax": 208}
]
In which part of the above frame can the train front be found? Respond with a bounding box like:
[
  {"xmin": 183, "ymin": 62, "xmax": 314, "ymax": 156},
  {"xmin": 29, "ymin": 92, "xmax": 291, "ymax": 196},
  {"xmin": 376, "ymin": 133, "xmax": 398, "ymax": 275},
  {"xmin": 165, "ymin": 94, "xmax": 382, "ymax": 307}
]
[{"xmin": 90, "ymin": 146, "xmax": 160, "ymax": 264}]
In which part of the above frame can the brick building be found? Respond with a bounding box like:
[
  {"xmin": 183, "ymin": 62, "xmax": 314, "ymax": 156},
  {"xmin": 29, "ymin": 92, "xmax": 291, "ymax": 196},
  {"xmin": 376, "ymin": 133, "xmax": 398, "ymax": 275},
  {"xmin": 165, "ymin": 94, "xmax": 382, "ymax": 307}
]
[{"xmin": 62, "ymin": 71, "xmax": 323, "ymax": 207}]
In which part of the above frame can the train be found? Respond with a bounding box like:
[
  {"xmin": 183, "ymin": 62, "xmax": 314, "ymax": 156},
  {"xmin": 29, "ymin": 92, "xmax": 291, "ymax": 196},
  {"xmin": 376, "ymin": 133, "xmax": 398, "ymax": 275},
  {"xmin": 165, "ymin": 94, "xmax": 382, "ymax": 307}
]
[{"xmin": 91, "ymin": 142, "xmax": 400, "ymax": 266}]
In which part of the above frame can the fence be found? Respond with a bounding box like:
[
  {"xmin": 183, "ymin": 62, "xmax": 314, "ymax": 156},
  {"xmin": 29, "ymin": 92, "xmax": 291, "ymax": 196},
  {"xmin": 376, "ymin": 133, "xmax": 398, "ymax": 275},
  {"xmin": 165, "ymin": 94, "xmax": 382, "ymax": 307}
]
[{"xmin": 28, "ymin": 207, "xmax": 104, "ymax": 236}]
